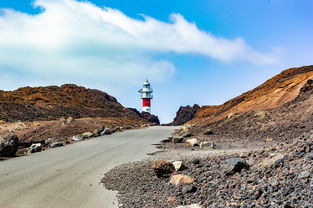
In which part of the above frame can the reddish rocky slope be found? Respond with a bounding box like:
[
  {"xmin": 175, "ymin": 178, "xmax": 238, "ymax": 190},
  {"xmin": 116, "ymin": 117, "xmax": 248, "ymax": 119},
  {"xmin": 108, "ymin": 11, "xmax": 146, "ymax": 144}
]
[
  {"xmin": 188, "ymin": 65, "xmax": 313, "ymax": 142},
  {"xmin": 190, "ymin": 65, "xmax": 313, "ymax": 125},
  {"xmin": 0, "ymin": 84, "xmax": 143, "ymax": 122}
]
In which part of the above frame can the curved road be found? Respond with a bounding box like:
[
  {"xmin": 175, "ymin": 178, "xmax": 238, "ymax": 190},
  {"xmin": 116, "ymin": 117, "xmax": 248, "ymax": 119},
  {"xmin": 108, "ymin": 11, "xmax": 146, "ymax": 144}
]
[{"xmin": 0, "ymin": 126, "xmax": 176, "ymax": 208}]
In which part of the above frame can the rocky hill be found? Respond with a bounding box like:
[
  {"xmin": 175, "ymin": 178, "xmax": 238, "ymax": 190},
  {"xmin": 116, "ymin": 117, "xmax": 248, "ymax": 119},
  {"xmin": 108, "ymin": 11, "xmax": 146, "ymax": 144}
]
[
  {"xmin": 190, "ymin": 65, "xmax": 313, "ymax": 126},
  {"xmin": 0, "ymin": 84, "xmax": 143, "ymax": 122},
  {"xmin": 171, "ymin": 104, "xmax": 200, "ymax": 126},
  {"xmin": 188, "ymin": 65, "xmax": 313, "ymax": 142}
]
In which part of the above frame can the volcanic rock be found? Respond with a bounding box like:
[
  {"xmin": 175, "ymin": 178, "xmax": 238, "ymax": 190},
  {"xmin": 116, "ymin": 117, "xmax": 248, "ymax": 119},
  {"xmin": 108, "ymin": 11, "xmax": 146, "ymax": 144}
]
[
  {"xmin": 28, "ymin": 143, "xmax": 42, "ymax": 153},
  {"xmin": 0, "ymin": 132, "xmax": 19, "ymax": 157},
  {"xmin": 199, "ymin": 141, "xmax": 214, "ymax": 149},
  {"xmin": 151, "ymin": 160, "xmax": 175, "ymax": 178},
  {"xmin": 82, "ymin": 132, "xmax": 93, "ymax": 138},
  {"xmin": 49, "ymin": 141, "xmax": 65, "ymax": 148},
  {"xmin": 72, "ymin": 135, "xmax": 84, "ymax": 141},
  {"xmin": 204, "ymin": 129, "xmax": 213, "ymax": 135},
  {"xmin": 225, "ymin": 157, "xmax": 249, "ymax": 175},
  {"xmin": 171, "ymin": 104, "xmax": 200, "ymax": 125},
  {"xmin": 172, "ymin": 135, "xmax": 184, "ymax": 144},
  {"xmin": 186, "ymin": 138, "xmax": 198, "ymax": 147},
  {"xmin": 140, "ymin": 112, "xmax": 160, "ymax": 125},
  {"xmin": 100, "ymin": 128, "xmax": 111, "ymax": 135},
  {"xmin": 169, "ymin": 174, "xmax": 193, "ymax": 186},
  {"xmin": 172, "ymin": 161, "xmax": 186, "ymax": 171}
]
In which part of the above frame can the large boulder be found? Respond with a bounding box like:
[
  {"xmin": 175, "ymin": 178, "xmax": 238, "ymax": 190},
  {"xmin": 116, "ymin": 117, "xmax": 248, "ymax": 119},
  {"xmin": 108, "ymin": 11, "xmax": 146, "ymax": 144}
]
[
  {"xmin": 151, "ymin": 160, "xmax": 175, "ymax": 178},
  {"xmin": 0, "ymin": 132, "xmax": 19, "ymax": 157}
]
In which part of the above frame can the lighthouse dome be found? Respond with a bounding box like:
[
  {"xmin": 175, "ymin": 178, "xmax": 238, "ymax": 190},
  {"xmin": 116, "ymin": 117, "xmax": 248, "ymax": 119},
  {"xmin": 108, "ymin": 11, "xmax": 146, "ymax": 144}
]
[{"xmin": 143, "ymin": 80, "xmax": 150, "ymax": 86}]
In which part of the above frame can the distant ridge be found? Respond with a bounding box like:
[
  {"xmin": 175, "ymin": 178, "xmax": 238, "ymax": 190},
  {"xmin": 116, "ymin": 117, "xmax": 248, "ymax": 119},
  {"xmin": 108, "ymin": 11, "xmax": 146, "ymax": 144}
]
[{"xmin": 0, "ymin": 84, "xmax": 143, "ymax": 122}]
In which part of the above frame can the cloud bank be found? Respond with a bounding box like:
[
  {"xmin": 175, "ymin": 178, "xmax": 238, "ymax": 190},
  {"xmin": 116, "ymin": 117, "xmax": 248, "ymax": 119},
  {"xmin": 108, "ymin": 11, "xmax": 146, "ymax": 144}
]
[{"xmin": 0, "ymin": 0, "xmax": 278, "ymax": 90}]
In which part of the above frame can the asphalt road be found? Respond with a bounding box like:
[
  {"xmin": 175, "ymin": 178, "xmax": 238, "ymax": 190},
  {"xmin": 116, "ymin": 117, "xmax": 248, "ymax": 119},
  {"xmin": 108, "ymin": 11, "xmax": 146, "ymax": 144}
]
[{"xmin": 0, "ymin": 126, "xmax": 176, "ymax": 208}]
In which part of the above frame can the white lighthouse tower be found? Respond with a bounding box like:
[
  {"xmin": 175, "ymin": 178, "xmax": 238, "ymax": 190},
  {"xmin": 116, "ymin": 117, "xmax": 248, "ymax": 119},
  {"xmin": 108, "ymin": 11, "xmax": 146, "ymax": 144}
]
[{"xmin": 138, "ymin": 79, "xmax": 153, "ymax": 113}]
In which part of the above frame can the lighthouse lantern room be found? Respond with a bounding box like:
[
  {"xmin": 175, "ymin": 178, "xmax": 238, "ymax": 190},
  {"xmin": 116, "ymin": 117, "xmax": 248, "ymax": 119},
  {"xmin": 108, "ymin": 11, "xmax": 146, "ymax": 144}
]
[{"xmin": 138, "ymin": 79, "xmax": 153, "ymax": 113}]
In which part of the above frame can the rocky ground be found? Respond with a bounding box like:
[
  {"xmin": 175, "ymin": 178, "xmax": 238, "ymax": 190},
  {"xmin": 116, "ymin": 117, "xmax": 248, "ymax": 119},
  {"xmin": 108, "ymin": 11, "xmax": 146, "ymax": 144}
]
[{"xmin": 102, "ymin": 130, "xmax": 313, "ymax": 208}]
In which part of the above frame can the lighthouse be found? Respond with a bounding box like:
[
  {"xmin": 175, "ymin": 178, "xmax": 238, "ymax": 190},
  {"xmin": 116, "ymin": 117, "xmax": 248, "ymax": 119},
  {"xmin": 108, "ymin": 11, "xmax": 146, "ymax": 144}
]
[{"xmin": 138, "ymin": 79, "xmax": 153, "ymax": 113}]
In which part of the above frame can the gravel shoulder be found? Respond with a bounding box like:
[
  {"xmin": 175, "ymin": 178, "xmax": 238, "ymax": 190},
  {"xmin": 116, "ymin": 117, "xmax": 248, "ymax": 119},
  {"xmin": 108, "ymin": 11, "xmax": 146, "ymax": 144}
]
[{"xmin": 102, "ymin": 130, "xmax": 313, "ymax": 208}]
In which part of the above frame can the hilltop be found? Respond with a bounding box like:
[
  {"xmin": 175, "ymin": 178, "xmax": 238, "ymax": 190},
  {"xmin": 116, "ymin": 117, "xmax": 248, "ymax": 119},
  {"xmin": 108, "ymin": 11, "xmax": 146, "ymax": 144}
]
[
  {"xmin": 184, "ymin": 65, "xmax": 313, "ymax": 145},
  {"xmin": 0, "ymin": 84, "xmax": 142, "ymax": 122}
]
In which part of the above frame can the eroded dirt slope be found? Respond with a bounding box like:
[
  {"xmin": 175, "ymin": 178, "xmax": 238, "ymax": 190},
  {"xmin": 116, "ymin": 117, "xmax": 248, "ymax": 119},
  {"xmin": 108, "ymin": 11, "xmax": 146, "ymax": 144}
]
[{"xmin": 190, "ymin": 65, "xmax": 313, "ymax": 126}]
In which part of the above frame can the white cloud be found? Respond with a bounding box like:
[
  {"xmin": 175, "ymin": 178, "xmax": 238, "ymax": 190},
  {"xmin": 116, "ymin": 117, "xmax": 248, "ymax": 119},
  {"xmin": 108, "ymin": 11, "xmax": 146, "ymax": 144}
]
[{"xmin": 0, "ymin": 0, "xmax": 279, "ymax": 90}]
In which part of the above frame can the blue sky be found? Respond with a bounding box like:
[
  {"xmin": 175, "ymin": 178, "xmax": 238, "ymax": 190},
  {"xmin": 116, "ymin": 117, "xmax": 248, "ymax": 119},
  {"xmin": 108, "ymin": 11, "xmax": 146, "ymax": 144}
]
[{"xmin": 0, "ymin": 0, "xmax": 312, "ymax": 123}]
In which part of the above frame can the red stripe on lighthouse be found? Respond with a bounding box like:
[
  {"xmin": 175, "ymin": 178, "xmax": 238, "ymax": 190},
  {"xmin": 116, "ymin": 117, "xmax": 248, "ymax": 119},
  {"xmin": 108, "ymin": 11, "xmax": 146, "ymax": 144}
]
[{"xmin": 142, "ymin": 98, "xmax": 151, "ymax": 107}]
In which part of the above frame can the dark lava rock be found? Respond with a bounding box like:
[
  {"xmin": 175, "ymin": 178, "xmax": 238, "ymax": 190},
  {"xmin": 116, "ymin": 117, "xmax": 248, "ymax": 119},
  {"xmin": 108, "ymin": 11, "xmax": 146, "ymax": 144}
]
[
  {"xmin": 305, "ymin": 152, "xmax": 313, "ymax": 160},
  {"xmin": 151, "ymin": 160, "xmax": 175, "ymax": 178},
  {"xmin": 141, "ymin": 112, "xmax": 160, "ymax": 125},
  {"xmin": 171, "ymin": 104, "xmax": 200, "ymax": 126},
  {"xmin": 182, "ymin": 185, "xmax": 197, "ymax": 194},
  {"xmin": 49, "ymin": 141, "xmax": 65, "ymax": 148},
  {"xmin": 225, "ymin": 157, "xmax": 250, "ymax": 175},
  {"xmin": 0, "ymin": 132, "xmax": 19, "ymax": 157},
  {"xmin": 191, "ymin": 158, "xmax": 200, "ymax": 165},
  {"xmin": 204, "ymin": 129, "xmax": 213, "ymax": 135}
]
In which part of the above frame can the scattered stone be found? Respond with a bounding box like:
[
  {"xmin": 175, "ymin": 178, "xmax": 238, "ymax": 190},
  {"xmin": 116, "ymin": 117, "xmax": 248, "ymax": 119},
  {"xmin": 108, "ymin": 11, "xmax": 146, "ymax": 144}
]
[
  {"xmin": 82, "ymin": 132, "xmax": 93, "ymax": 138},
  {"xmin": 72, "ymin": 135, "xmax": 84, "ymax": 141},
  {"xmin": 0, "ymin": 132, "xmax": 19, "ymax": 157},
  {"xmin": 172, "ymin": 161, "xmax": 186, "ymax": 171},
  {"xmin": 172, "ymin": 135, "xmax": 184, "ymax": 144},
  {"xmin": 151, "ymin": 160, "xmax": 175, "ymax": 178},
  {"xmin": 298, "ymin": 170, "xmax": 310, "ymax": 179},
  {"xmin": 49, "ymin": 141, "xmax": 65, "ymax": 148},
  {"xmin": 199, "ymin": 141, "xmax": 214, "ymax": 149},
  {"xmin": 181, "ymin": 132, "xmax": 192, "ymax": 138},
  {"xmin": 225, "ymin": 157, "xmax": 249, "ymax": 175},
  {"xmin": 186, "ymin": 138, "xmax": 199, "ymax": 147},
  {"xmin": 166, "ymin": 196, "xmax": 177, "ymax": 203},
  {"xmin": 45, "ymin": 137, "xmax": 59, "ymax": 144},
  {"xmin": 254, "ymin": 153, "xmax": 285, "ymax": 168},
  {"xmin": 169, "ymin": 174, "xmax": 193, "ymax": 186},
  {"xmin": 204, "ymin": 129, "xmax": 213, "ymax": 135},
  {"xmin": 305, "ymin": 152, "xmax": 313, "ymax": 160},
  {"xmin": 191, "ymin": 158, "xmax": 200, "ymax": 165},
  {"xmin": 28, "ymin": 143, "xmax": 42, "ymax": 153},
  {"xmin": 182, "ymin": 185, "xmax": 197, "ymax": 193},
  {"xmin": 93, "ymin": 126, "xmax": 105, "ymax": 136},
  {"xmin": 100, "ymin": 128, "xmax": 111, "ymax": 135}
]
